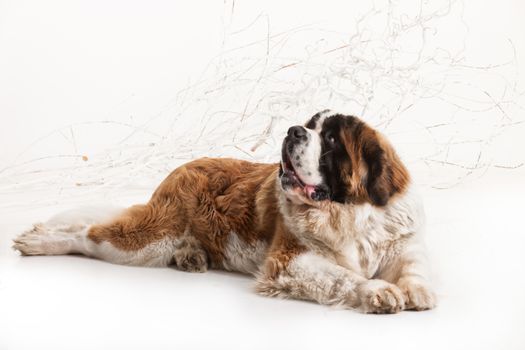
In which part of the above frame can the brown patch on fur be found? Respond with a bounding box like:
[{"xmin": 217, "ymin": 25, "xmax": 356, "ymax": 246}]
[
  {"xmin": 260, "ymin": 218, "xmax": 306, "ymax": 280},
  {"xmin": 88, "ymin": 204, "xmax": 179, "ymax": 250},
  {"xmin": 357, "ymin": 244, "xmax": 370, "ymax": 272},
  {"xmin": 88, "ymin": 158, "xmax": 280, "ymax": 269},
  {"xmin": 339, "ymin": 121, "xmax": 410, "ymax": 206}
]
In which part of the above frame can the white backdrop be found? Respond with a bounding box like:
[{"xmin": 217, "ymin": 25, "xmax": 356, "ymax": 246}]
[
  {"xmin": 1, "ymin": 1, "xmax": 524, "ymax": 349},
  {"xmin": 1, "ymin": 0, "xmax": 524, "ymax": 201}
]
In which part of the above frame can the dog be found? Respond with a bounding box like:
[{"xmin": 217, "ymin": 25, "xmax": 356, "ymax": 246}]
[{"xmin": 13, "ymin": 110, "xmax": 436, "ymax": 313}]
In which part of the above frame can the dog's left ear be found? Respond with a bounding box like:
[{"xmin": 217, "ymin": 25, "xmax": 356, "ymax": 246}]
[{"xmin": 362, "ymin": 131, "xmax": 410, "ymax": 206}]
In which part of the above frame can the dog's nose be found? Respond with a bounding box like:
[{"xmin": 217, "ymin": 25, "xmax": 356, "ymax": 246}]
[{"xmin": 288, "ymin": 126, "xmax": 307, "ymax": 141}]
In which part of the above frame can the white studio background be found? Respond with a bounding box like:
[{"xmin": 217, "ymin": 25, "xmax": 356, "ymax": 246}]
[{"xmin": 1, "ymin": 1, "xmax": 524, "ymax": 350}]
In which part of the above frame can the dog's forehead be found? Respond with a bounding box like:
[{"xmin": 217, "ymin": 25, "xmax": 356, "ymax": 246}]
[
  {"xmin": 304, "ymin": 110, "xmax": 335, "ymax": 132},
  {"xmin": 305, "ymin": 111, "xmax": 357, "ymax": 136}
]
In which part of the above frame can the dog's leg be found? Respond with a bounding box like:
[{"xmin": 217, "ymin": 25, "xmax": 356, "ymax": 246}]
[
  {"xmin": 255, "ymin": 251, "xmax": 406, "ymax": 313},
  {"xmin": 13, "ymin": 206, "xmax": 122, "ymax": 257},
  {"xmin": 13, "ymin": 222, "xmax": 92, "ymax": 256},
  {"xmin": 379, "ymin": 238, "xmax": 436, "ymax": 311},
  {"xmin": 13, "ymin": 204, "xmax": 208, "ymax": 270}
]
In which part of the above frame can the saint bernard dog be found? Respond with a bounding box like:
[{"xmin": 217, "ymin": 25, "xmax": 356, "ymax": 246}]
[{"xmin": 13, "ymin": 110, "xmax": 436, "ymax": 313}]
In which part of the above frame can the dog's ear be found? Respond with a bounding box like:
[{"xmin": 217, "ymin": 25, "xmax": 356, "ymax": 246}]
[
  {"xmin": 361, "ymin": 131, "xmax": 409, "ymax": 206},
  {"xmin": 338, "ymin": 116, "xmax": 410, "ymax": 206}
]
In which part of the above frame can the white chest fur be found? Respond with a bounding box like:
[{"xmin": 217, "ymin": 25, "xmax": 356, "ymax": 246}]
[
  {"xmin": 339, "ymin": 203, "xmax": 391, "ymax": 278},
  {"xmin": 340, "ymin": 186, "xmax": 425, "ymax": 278},
  {"xmin": 281, "ymin": 185, "xmax": 424, "ymax": 279}
]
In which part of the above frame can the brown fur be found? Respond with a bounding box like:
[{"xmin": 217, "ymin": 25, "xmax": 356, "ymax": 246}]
[
  {"xmin": 88, "ymin": 158, "xmax": 279, "ymax": 269},
  {"xmin": 339, "ymin": 122, "xmax": 410, "ymax": 206},
  {"xmin": 260, "ymin": 218, "xmax": 306, "ymax": 280}
]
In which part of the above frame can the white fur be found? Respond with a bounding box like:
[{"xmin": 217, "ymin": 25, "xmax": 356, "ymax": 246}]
[
  {"xmin": 290, "ymin": 128, "xmax": 324, "ymax": 186},
  {"xmin": 94, "ymin": 238, "xmax": 179, "ymax": 267},
  {"xmin": 46, "ymin": 205, "xmax": 124, "ymax": 227},
  {"xmin": 286, "ymin": 110, "xmax": 339, "ymax": 187},
  {"xmin": 222, "ymin": 231, "xmax": 267, "ymax": 274},
  {"xmin": 271, "ymin": 183, "xmax": 436, "ymax": 312},
  {"xmin": 263, "ymin": 251, "xmax": 363, "ymax": 307},
  {"xmin": 341, "ymin": 186, "xmax": 424, "ymax": 275},
  {"xmin": 282, "ymin": 109, "xmax": 336, "ymax": 198},
  {"xmin": 310, "ymin": 109, "xmax": 334, "ymax": 133}
]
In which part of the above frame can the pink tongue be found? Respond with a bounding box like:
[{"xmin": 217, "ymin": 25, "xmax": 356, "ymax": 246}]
[{"xmin": 304, "ymin": 185, "xmax": 316, "ymax": 199}]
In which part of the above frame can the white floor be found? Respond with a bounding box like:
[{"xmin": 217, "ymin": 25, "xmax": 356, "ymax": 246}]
[{"xmin": 1, "ymin": 168, "xmax": 524, "ymax": 350}]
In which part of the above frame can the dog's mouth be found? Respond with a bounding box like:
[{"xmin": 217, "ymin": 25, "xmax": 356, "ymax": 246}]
[
  {"xmin": 282, "ymin": 152, "xmax": 311, "ymax": 189},
  {"xmin": 280, "ymin": 145, "xmax": 329, "ymax": 202}
]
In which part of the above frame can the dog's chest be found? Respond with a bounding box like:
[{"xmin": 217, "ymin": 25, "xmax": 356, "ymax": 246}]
[
  {"xmin": 339, "ymin": 237, "xmax": 387, "ymax": 278},
  {"xmin": 336, "ymin": 204, "xmax": 393, "ymax": 278},
  {"xmin": 291, "ymin": 203, "xmax": 394, "ymax": 278},
  {"xmin": 326, "ymin": 205, "xmax": 395, "ymax": 278},
  {"xmin": 336, "ymin": 202, "xmax": 415, "ymax": 278}
]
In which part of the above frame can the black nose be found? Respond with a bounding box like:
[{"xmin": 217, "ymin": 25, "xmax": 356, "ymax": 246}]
[{"xmin": 288, "ymin": 126, "xmax": 307, "ymax": 141}]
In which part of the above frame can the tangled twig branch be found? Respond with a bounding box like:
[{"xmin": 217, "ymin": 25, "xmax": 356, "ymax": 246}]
[{"xmin": 0, "ymin": 0, "xmax": 523, "ymax": 206}]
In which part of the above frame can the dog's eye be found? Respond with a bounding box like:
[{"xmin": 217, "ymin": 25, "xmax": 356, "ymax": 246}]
[{"xmin": 325, "ymin": 132, "xmax": 336, "ymax": 145}]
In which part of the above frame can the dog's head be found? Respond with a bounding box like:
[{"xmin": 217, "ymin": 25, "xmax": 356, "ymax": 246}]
[{"xmin": 279, "ymin": 110, "xmax": 410, "ymax": 206}]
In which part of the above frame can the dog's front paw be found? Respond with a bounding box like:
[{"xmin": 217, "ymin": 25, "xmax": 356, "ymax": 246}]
[
  {"xmin": 397, "ymin": 279, "xmax": 436, "ymax": 311},
  {"xmin": 358, "ymin": 279, "xmax": 406, "ymax": 314}
]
